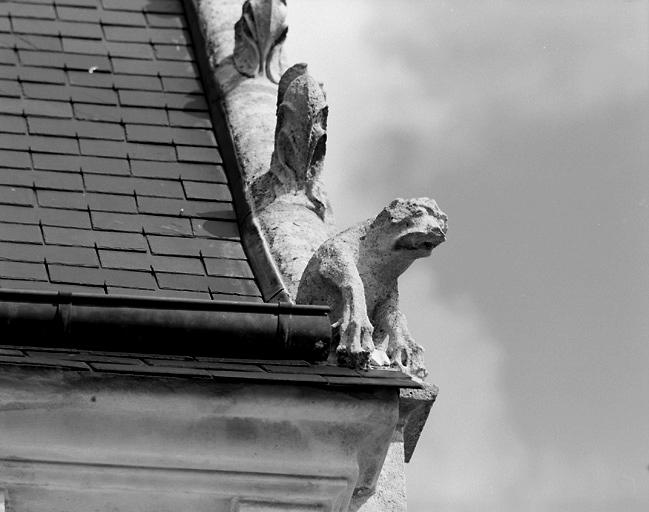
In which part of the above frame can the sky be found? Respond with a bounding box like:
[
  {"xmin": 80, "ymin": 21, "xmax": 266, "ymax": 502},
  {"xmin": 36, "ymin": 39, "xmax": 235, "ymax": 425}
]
[{"xmin": 286, "ymin": 1, "xmax": 649, "ymax": 511}]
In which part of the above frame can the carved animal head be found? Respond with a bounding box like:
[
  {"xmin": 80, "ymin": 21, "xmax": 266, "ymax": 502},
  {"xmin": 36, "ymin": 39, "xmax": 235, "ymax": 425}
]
[
  {"xmin": 369, "ymin": 198, "xmax": 448, "ymax": 259},
  {"xmin": 272, "ymin": 64, "xmax": 329, "ymax": 218},
  {"xmin": 233, "ymin": 0, "xmax": 288, "ymax": 83}
]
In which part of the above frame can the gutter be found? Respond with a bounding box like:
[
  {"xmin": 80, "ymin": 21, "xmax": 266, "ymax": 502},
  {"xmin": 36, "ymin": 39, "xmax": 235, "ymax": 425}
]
[{"xmin": 0, "ymin": 289, "xmax": 331, "ymax": 361}]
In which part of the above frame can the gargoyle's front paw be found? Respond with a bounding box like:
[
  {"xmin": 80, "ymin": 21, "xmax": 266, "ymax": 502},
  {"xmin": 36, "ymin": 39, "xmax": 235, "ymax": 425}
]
[
  {"xmin": 390, "ymin": 339, "xmax": 428, "ymax": 380},
  {"xmin": 333, "ymin": 314, "xmax": 375, "ymax": 369}
]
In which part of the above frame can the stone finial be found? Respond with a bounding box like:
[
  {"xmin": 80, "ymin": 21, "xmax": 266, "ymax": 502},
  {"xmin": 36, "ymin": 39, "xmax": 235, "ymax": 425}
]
[
  {"xmin": 296, "ymin": 198, "xmax": 448, "ymax": 378},
  {"xmin": 253, "ymin": 64, "xmax": 331, "ymax": 220},
  {"xmin": 233, "ymin": 0, "xmax": 288, "ymax": 83}
]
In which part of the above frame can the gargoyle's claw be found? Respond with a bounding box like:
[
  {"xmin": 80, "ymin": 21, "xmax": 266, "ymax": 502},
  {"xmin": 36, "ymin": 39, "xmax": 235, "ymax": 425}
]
[{"xmin": 369, "ymin": 349, "xmax": 390, "ymax": 367}]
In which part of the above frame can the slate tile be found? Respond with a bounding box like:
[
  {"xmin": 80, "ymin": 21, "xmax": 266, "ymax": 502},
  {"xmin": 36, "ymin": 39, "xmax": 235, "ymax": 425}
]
[
  {"xmin": 57, "ymin": 21, "xmax": 103, "ymax": 40},
  {"xmin": 32, "ymin": 153, "xmax": 79, "ymax": 171},
  {"xmin": 28, "ymin": 117, "xmax": 76, "ymax": 137},
  {"xmin": 0, "ymin": 115, "xmax": 26, "ymax": 134},
  {"xmin": 23, "ymin": 99, "xmax": 72, "ymax": 118},
  {"xmin": 0, "ymin": 241, "xmax": 43, "ymax": 262},
  {"xmin": 55, "ymin": 0, "xmax": 97, "ymax": 6},
  {"xmin": 103, "ymin": 26, "xmax": 148, "ymax": 43},
  {"xmin": 95, "ymin": 231, "xmax": 148, "ymax": 251},
  {"xmin": 102, "ymin": 0, "xmax": 149, "ymax": 12},
  {"xmin": 93, "ymin": 211, "xmax": 191, "ymax": 235},
  {"xmin": 42, "ymin": 226, "xmax": 95, "ymax": 246},
  {"xmin": 29, "ymin": 135, "xmax": 79, "ymax": 155},
  {"xmin": 107, "ymin": 42, "xmax": 152, "ymax": 60},
  {"xmin": 207, "ymin": 277, "xmax": 259, "ymax": 296},
  {"xmin": 0, "ymin": 79, "xmax": 21, "ymax": 97},
  {"xmin": 84, "ymin": 174, "xmax": 133, "ymax": 194},
  {"xmin": 210, "ymin": 292, "xmax": 262, "ymax": 303},
  {"xmin": 156, "ymin": 272, "xmax": 208, "ymax": 292},
  {"xmin": 168, "ymin": 109, "xmax": 210, "ymax": 128},
  {"xmin": 79, "ymin": 155, "xmax": 129, "ymax": 175},
  {"xmin": 118, "ymin": 90, "xmax": 164, "ymax": 108},
  {"xmin": 57, "ymin": 7, "xmax": 100, "ymax": 23},
  {"xmin": 176, "ymin": 146, "xmax": 221, "ymax": 163},
  {"xmin": 75, "ymin": 120, "xmax": 124, "ymax": 141},
  {"xmin": 86, "ymin": 192, "xmax": 136, "ymax": 212},
  {"xmin": 138, "ymin": 196, "xmax": 235, "ymax": 219},
  {"xmin": 0, "ymin": 222, "xmax": 42, "ymax": 243},
  {"xmin": 67, "ymin": 69, "xmax": 113, "ymax": 88},
  {"xmin": 8, "ymin": 3, "xmax": 55, "ymax": 19},
  {"xmin": 0, "ymin": 97, "xmax": 24, "ymax": 115},
  {"xmin": 38, "ymin": 208, "xmax": 92, "ymax": 229},
  {"xmin": 0, "ymin": 205, "xmax": 38, "ymax": 224},
  {"xmin": 90, "ymin": 362, "xmax": 210, "ymax": 378},
  {"xmin": 0, "ymin": 133, "xmax": 28, "ymax": 150},
  {"xmin": 0, "ymin": 348, "xmax": 24, "ymax": 356},
  {"xmin": 0, "ymin": 278, "xmax": 53, "ymax": 290},
  {"xmin": 0, "ymin": 34, "xmax": 61, "ymax": 52},
  {"xmin": 43, "ymin": 244, "xmax": 98, "ymax": 266},
  {"xmin": 99, "ymin": 249, "xmax": 150, "ymax": 271},
  {"xmin": 80, "ymin": 138, "xmax": 127, "ymax": 158},
  {"xmin": 125, "ymin": 124, "xmax": 172, "ymax": 144},
  {"xmin": 37, "ymin": 190, "xmax": 86, "ymax": 210},
  {"xmin": 0, "ymin": 49, "xmax": 17, "ymax": 65},
  {"xmin": 73, "ymin": 102, "xmax": 121, "ymax": 122},
  {"xmin": 149, "ymin": 255, "xmax": 203, "ymax": 275},
  {"xmin": 146, "ymin": 359, "xmax": 263, "ymax": 372},
  {"xmin": 144, "ymin": 0, "xmax": 183, "ymax": 14},
  {"xmin": 100, "ymin": 11, "xmax": 146, "ymax": 27},
  {"xmin": 33, "ymin": 170, "xmax": 83, "ymax": 191},
  {"xmin": 62, "ymin": 38, "xmax": 107, "ymax": 56},
  {"xmin": 184, "ymin": 182, "xmax": 231, "ymax": 201},
  {"xmin": 146, "ymin": 13, "xmax": 185, "ymax": 28},
  {"xmin": 102, "ymin": 268, "xmax": 156, "ymax": 289},
  {"xmin": 130, "ymin": 160, "xmax": 225, "ymax": 182},
  {"xmin": 11, "ymin": 19, "xmax": 58, "ymax": 36},
  {"xmin": 0, "ymin": 150, "xmax": 32, "ymax": 169},
  {"xmin": 0, "ymin": 65, "xmax": 18, "ymax": 80},
  {"xmin": 0, "ymin": 133, "xmax": 29, "ymax": 150},
  {"xmin": 127, "ymin": 143, "xmax": 176, "ymax": 162},
  {"xmin": 156, "ymin": 60, "xmax": 197, "ymax": 77},
  {"xmin": 203, "ymin": 258, "xmax": 254, "ymax": 279},
  {"xmin": 170, "ymin": 127, "xmax": 215, "ymax": 146},
  {"xmin": 0, "ymin": 355, "xmax": 90, "ymax": 370},
  {"xmin": 0, "ymin": 169, "xmax": 33, "ymax": 187},
  {"xmin": 166, "ymin": 93, "xmax": 207, "ymax": 111},
  {"xmin": 113, "ymin": 74, "xmax": 161, "ymax": 91},
  {"xmin": 106, "ymin": 286, "xmax": 158, "ymax": 297},
  {"xmin": 49, "ymin": 264, "xmax": 104, "ymax": 286},
  {"xmin": 25, "ymin": 352, "xmax": 142, "ymax": 365},
  {"xmin": 0, "ymin": 186, "xmax": 33, "ymax": 206},
  {"xmin": 161, "ymin": 77, "xmax": 201, "ymax": 93},
  {"xmin": 111, "ymin": 58, "xmax": 158, "ymax": 76},
  {"xmin": 131, "ymin": 178, "xmax": 183, "ymax": 199},
  {"xmin": 19, "ymin": 66, "xmax": 66, "ymax": 84},
  {"xmin": 192, "ymin": 219, "xmax": 239, "ymax": 240},
  {"xmin": 0, "ymin": 19, "xmax": 9, "ymax": 34},
  {"xmin": 120, "ymin": 106, "xmax": 167, "ymax": 125},
  {"xmin": 18, "ymin": 50, "xmax": 65, "ymax": 68},
  {"xmin": 149, "ymin": 29, "xmax": 189, "ymax": 46},
  {"xmin": 69, "ymin": 86, "xmax": 118, "ymax": 105},
  {"xmin": 64, "ymin": 54, "xmax": 111, "ymax": 72},
  {"xmin": 148, "ymin": 235, "xmax": 245, "ymax": 259},
  {"xmin": 153, "ymin": 44, "xmax": 193, "ymax": 61}
]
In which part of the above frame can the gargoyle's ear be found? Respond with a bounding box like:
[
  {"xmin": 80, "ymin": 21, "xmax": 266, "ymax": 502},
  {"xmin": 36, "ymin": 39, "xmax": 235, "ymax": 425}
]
[{"xmin": 277, "ymin": 63, "xmax": 309, "ymax": 113}]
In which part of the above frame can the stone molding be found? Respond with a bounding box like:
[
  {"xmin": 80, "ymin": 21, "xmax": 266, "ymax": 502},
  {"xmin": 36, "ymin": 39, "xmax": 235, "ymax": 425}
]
[{"xmin": 0, "ymin": 367, "xmax": 398, "ymax": 512}]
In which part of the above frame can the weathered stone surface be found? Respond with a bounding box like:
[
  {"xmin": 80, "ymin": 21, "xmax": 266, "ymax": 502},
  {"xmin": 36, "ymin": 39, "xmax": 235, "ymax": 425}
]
[
  {"xmin": 0, "ymin": 365, "xmax": 399, "ymax": 511},
  {"xmin": 233, "ymin": 0, "xmax": 288, "ymax": 83},
  {"xmin": 296, "ymin": 198, "xmax": 448, "ymax": 377}
]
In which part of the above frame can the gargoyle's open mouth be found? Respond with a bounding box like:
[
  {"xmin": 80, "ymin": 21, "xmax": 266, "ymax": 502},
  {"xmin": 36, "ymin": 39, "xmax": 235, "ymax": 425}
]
[{"xmin": 394, "ymin": 232, "xmax": 444, "ymax": 252}]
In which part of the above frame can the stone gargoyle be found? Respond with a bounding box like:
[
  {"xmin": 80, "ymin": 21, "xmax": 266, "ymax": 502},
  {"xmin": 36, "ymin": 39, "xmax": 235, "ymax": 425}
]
[
  {"xmin": 296, "ymin": 198, "xmax": 447, "ymax": 379},
  {"xmin": 250, "ymin": 63, "xmax": 448, "ymax": 378}
]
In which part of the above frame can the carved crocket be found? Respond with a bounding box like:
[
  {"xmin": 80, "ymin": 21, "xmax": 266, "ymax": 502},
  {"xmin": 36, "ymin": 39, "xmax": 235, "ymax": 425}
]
[{"xmin": 296, "ymin": 198, "xmax": 448, "ymax": 378}]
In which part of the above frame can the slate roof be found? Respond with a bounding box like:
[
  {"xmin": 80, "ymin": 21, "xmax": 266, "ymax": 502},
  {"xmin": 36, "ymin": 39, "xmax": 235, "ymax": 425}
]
[
  {"xmin": 0, "ymin": 344, "xmax": 422, "ymax": 388},
  {"xmin": 0, "ymin": 0, "xmax": 262, "ymax": 301}
]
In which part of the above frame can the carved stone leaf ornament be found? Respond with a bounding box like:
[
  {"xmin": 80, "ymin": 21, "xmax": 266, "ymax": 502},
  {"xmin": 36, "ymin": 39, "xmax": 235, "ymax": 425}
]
[{"xmin": 233, "ymin": 0, "xmax": 288, "ymax": 83}]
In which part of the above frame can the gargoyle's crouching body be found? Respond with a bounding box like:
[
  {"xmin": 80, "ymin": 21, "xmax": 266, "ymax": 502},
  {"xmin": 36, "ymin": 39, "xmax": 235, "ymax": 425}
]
[{"xmin": 297, "ymin": 198, "xmax": 448, "ymax": 379}]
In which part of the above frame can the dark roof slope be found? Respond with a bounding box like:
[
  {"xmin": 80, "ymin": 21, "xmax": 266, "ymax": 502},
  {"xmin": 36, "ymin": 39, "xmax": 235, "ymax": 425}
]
[{"xmin": 0, "ymin": 0, "xmax": 262, "ymax": 301}]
